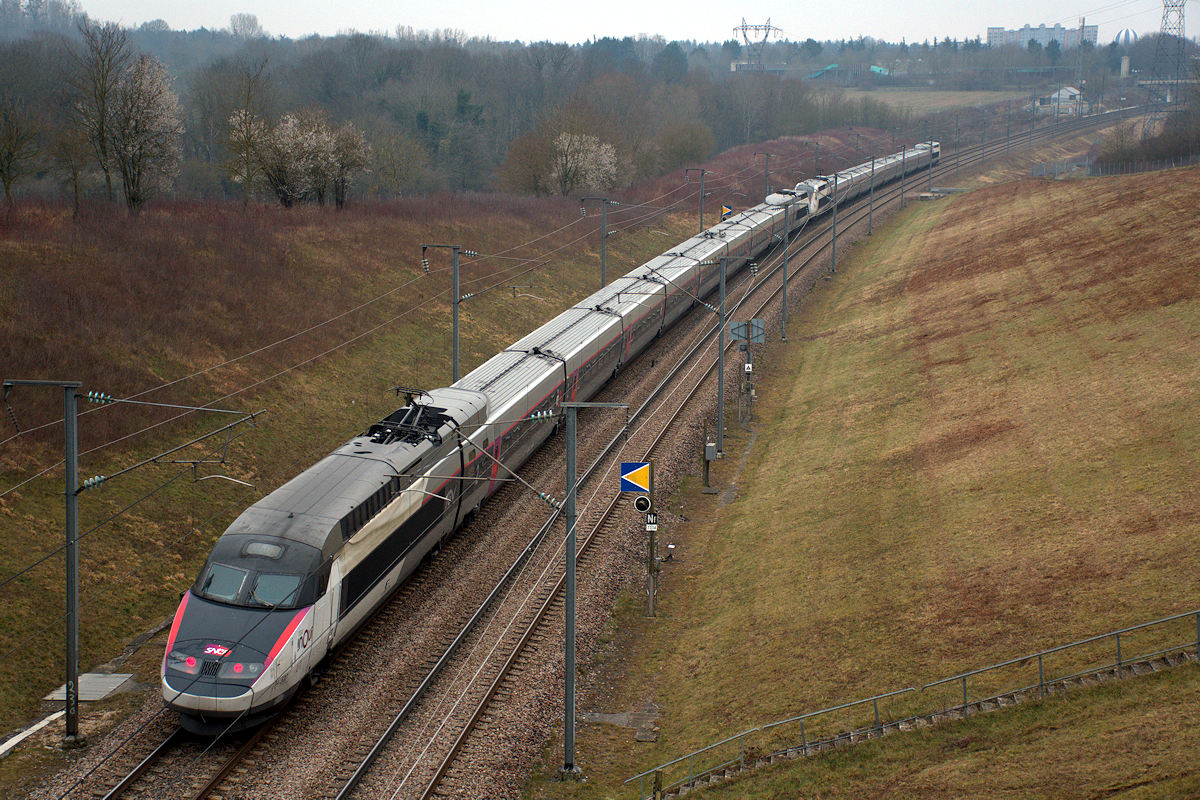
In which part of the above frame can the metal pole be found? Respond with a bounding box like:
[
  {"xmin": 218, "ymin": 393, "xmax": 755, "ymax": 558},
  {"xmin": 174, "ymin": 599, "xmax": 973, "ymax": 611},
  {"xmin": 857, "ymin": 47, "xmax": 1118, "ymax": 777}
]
[
  {"xmin": 64, "ymin": 385, "xmax": 80, "ymax": 744},
  {"xmin": 563, "ymin": 405, "xmax": 578, "ymax": 775},
  {"xmin": 928, "ymin": 139, "xmax": 933, "ymax": 191},
  {"xmin": 831, "ymin": 173, "xmax": 839, "ymax": 274},
  {"xmin": 901, "ymin": 147, "xmax": 906, "ymax": 209},
  {"xmin": 926, "ymin": 139, "xmax": 936, "ymax": 191},
  {"xmin": 813, "ymin": 142, "xmax": 819, "ymax": 176},
  {"xmin": 756, "ymin": 152, "xmax": 771, "ymax": 197},
  {"xmin": 4, "ymin": 379, "xmax": 84, "ymax": 745},
  {"xmin": 699, "ymin": 170, "xmax": 705, "ymax": 232},
  {"xmin": 868, "ymin": 156, "xmax": 875, "ymax": 235},
  {"xmin": 781, "ymin": 207, "xmax": 790, "ymax": 341},
  {"xmin": 647, "ymin": 510, "xmax": 656, "ymax": 617},
  {"xmin": 955, "ymin": 114, "xmax": 960, "ymax": 176},
  {"xmin": 451, "ymin": 247, "xmax": 460, "ymax": 383},
  {"xmin": 1006, "ymin": 102, "xmax": 1012, "ymax": 153},
  {"xmin": 600, "ymin": 201, "xmax": 608, "ymax": 289},
  {"xmin": 717, "ymin": 258, "xmax": 726, "ymax": 455}
]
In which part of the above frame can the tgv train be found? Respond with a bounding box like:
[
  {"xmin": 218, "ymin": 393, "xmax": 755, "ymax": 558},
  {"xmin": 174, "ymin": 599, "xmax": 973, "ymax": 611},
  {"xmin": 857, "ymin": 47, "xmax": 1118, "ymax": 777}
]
[
  {"xmin": 162, "ymin": 140, "xmax": 939, "ymax": 733},
  {"xmin": 767, "ymin": 140, "xmax": 939, "ymax": 214}
]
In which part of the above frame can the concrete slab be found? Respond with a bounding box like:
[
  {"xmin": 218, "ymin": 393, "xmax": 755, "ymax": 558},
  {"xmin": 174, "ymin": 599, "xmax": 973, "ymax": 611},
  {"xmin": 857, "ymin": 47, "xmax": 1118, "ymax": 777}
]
[{"xmin": 44, "ymin": 673, "xmax": 133, "ymax": 701}]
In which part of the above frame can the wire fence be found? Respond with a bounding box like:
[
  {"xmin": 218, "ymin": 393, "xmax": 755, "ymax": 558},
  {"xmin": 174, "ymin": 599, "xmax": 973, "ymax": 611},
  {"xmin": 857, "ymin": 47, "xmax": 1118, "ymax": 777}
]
[
  {"xmin": 1033, "ymin": 152, "xmax": 1200, "ymax": 178},
  {"xmin": 625, "ymin": 608, "xmax": 1200, "ymax": 799}
]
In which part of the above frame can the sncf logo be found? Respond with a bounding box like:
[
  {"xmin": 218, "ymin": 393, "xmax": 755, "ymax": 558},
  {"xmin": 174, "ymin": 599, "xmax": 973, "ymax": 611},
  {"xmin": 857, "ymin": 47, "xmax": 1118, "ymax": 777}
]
[{"xmin": 203, "ymin": 644, "xmax": 231, "ymax": 657}]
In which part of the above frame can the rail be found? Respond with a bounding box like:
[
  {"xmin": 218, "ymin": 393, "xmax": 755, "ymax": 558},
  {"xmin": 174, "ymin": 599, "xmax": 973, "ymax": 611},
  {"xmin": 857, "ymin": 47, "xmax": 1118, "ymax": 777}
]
[{"xmin": 625, "ymin": 608, "xmax": 1200, "ymax": 799}]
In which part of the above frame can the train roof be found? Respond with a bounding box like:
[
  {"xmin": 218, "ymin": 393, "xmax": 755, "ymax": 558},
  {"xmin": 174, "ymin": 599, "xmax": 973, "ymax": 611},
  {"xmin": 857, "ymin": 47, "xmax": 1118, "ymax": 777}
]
[{"xmin": 219, "ymin": 388, "xmax": 485, "ymax": 556}]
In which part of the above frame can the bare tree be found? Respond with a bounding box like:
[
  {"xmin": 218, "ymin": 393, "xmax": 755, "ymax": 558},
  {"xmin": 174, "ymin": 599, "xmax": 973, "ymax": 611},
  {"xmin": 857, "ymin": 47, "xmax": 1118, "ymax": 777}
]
[
  {"xmin": 497, "ymin": 128, "xmax": 554, "ymax": 194},
  {"xmin": 109, "ymin": 54, "xmax": 183, "ymax": 213},
  {"xmin": 47, "ymin": 121, "xmax": 92, "ymax": 219},
  {"xmin": 330, "ymin": 121, "xmax": 370, "ymax": 208},
  {"xmin": 72, "ymin": 21, "xmax": 129, "ymax": 202},
  {"xmin": 229, "ymin": 13, "xmax": 264, "ymax": 39},
  {"xmin": 0, "ymin": 94, "xmax": 39, "ymax": 206},
  {"xmin": 227, "ymin": 109, "xmax": 266, "ymax": 202},
  {"xmin": 370, "ymin": 128, "xmax": 430, "ymax": 196},
  {"xmin": 224, "ymin": 58, "xmax": 269, "ymax": 208}
]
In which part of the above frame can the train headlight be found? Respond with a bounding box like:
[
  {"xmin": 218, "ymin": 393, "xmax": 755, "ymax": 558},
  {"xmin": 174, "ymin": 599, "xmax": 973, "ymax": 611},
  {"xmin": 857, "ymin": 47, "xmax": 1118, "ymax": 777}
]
[
  {"xmin": 218, "ymin": 661, "xmax": 264, "ymax": 680},
  {"xmin": 166, "ymin": 650, "xmax": 200, "ymax": 675}
]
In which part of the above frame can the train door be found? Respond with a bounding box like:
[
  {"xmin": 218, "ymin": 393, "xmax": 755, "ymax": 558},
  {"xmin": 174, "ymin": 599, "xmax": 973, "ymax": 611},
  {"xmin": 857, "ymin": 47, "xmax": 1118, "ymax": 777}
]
[{"xmin": 326, "ymin": 561, "xmax": 344, "ymax": 649}]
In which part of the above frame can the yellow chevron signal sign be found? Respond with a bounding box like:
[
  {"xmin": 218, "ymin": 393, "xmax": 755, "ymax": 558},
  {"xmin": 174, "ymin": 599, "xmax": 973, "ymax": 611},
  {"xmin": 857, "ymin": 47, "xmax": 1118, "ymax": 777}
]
[{"xmin": 621, "ymin": 461, "xmax": 652, "ymax": 493}]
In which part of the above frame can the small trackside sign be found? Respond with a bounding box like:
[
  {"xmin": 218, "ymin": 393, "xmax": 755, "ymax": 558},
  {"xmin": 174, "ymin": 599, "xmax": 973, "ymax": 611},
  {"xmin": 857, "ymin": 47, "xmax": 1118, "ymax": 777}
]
[
  {"xmin": 645, "ymin": 511, "xmax": 659, "ymax": 532},
  {"xmin": 620, "ymin": 462, "xmax": 652, "ymax": 493}
]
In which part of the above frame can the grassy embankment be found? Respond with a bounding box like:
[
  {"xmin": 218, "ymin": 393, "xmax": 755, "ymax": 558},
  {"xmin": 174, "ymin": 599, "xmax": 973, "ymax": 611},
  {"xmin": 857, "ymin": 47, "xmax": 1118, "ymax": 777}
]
[
  {"xmin": 527, "ymin": 165, "xmax": 1200, "ymax": 797},
  {"xmin": 839, "ymin": 88, "xmax": 1033, "ymax": 113}
]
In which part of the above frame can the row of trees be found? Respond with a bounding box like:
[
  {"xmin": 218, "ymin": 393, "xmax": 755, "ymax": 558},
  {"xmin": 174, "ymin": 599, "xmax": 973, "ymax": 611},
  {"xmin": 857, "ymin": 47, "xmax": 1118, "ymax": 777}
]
[
  {"xmin": 231, "ymin": 109, "xmax": 370, "ymax": 208},
  {"xmin": 0, "ymin": 22, "xmax": 182, "ymax": 212},
  {"xmin": 2, "ymin": 5, "xmax": 1181, "ymax": 208},
  {"xmin": 0, "ymin": 20, "xmax": 376, "ymax": 212}
]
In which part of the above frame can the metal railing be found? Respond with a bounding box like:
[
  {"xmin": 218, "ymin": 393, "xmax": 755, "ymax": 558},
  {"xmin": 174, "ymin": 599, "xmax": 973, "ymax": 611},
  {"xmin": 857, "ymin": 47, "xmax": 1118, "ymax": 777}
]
[
  {"xmin": 1033, "ymin": 152, "xmax": 1200, "ymax": 178},
  {"xmin": 625, "ymin": 609, "xmax": 1200, "ymax": 799},
  {"xmin": 922, "ymin": 609, "xmax": 1200, "ymax": 715},
  {"xmin": 1086, "ymin": 152, "xmax": 1200, "ymax": 176}
]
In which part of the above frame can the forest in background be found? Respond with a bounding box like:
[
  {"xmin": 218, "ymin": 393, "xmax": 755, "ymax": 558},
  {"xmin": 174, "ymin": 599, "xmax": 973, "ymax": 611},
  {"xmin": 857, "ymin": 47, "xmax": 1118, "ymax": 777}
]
[{"xmin": 0, "ymin": 0, "xmax": 1192, "ymax": 210}]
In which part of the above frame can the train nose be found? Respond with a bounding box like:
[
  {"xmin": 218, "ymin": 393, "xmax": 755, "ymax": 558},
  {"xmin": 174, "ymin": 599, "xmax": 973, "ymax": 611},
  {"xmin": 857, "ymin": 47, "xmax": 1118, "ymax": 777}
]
[{"xmin": 165, "ymin": 640, "xmax": 269, "ymax": 689}]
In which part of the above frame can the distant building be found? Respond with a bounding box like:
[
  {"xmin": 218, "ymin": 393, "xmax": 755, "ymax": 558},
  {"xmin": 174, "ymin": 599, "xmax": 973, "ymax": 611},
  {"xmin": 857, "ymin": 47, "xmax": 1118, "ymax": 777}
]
[
  {"xmin": 1028, "ymin": 86, "xmax": 1090, "ymax": 116},
  {"xmin": 1114, "ymin": 28, "xmax": 1138, "ymax": 47},
  {"xmin": 987, "ymin": 23, "xmax": 1099, "ymax": 49}
]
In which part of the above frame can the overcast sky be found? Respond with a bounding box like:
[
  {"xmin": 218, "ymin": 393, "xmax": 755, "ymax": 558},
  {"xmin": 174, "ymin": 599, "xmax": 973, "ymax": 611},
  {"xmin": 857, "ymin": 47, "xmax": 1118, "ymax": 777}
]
[{"xmin": 79, "ymin": 0, "xmax": 1170, "ymax": 46}]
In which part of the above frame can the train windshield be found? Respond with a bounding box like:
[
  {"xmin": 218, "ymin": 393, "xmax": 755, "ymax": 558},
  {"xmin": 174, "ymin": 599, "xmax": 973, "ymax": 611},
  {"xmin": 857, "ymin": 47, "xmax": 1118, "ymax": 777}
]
[
  {"xmin": 249, "ymin": 573, "xmax": 303, "ymax": 607},
  {"xmin": 199, "ymin": 563, "xmax": 248, "ymax": 603},
  {"xmin": 193, "ymin": 535, "xmax": 323, "ymax": 609}
]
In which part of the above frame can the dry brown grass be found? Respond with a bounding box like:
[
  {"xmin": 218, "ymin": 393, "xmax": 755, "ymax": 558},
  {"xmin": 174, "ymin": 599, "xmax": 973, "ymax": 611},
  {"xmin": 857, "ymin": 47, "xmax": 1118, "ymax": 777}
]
[
  {"xmin": 840, "ymin": 89, "xmax": 1032, "ymax": 113},
  {"xmin": 0, "ymin": 191, "xmax": 700, "ymax": 752}
]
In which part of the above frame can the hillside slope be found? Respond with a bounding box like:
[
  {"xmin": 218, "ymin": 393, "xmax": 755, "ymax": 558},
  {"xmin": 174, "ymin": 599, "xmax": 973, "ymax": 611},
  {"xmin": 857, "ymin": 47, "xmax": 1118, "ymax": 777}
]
[{"xmin": 535, "ymin": 167, "xmax": 1200, "ymax": 798}]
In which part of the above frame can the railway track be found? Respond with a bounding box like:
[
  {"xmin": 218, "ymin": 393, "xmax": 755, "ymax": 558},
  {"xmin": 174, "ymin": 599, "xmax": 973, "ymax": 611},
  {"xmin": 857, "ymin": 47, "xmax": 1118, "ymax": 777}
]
[
  {"xmin": 63, "ymin": 108, "xmax": 1133, "ymax": 800},
  {"xmin": 371, "ymin": 108, "xmax": 1139, "ymax": 799}
]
